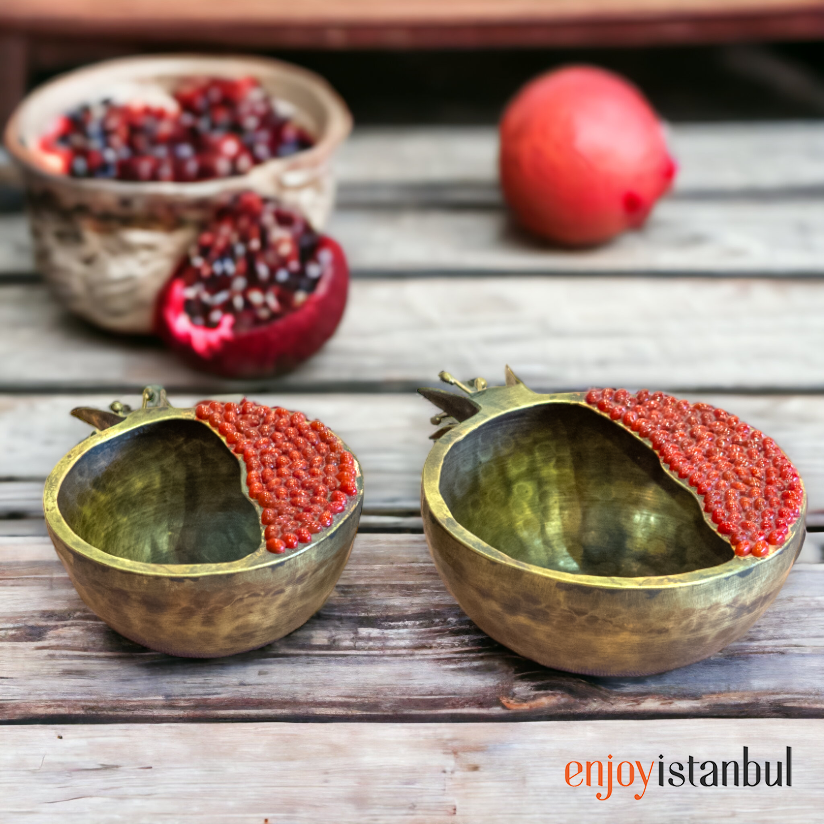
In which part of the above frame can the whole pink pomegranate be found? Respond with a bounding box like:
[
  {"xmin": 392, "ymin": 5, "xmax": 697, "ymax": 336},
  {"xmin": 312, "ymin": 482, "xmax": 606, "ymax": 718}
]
[{"xmin": 499, "ymin": 65, "xmax": 677, "ymax": 246}]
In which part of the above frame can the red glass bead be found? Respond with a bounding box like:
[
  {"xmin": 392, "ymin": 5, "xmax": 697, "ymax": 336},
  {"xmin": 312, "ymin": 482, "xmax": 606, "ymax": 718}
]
[
  {"xmin": 752, "ymin": 541, "xmax": 770, "ymax": 558},
  {"xmin": 584, "ymin": 387, "xmax": 802, "ymax": 560}
]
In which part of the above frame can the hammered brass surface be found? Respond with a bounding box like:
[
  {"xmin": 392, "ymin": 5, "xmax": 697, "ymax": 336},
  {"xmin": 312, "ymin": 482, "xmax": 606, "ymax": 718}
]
[
  {"xmin": 59, "ymin": 419, "xmax": 261, "ymax": 565},
  {"xmin": 440, "ymin": 403, "xmax": 732, "ymax": 577},
  {"xmin": 420, "ymin": 370, "xmax": 806, "ymax": 676},
  {"xmin": 44, "ymin": 390, "xmax": 363, "ymax": 658}
]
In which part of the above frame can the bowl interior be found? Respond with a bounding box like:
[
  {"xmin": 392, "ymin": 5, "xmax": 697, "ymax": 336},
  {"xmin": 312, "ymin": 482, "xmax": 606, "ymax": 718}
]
[
  {"xmin": 57, "ymin": 419, "xmax": 261, "ymax": 565},
  {"xmin": 11, "ymin": 54, "xmax": 344, "ymax": 164},
  {"xmin": 439, "ymin": 403, "xmax": 733, "ymax": 577}
]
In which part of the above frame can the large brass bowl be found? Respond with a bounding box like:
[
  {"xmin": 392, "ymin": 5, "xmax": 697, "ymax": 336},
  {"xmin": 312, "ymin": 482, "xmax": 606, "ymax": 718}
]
[
  {"xmin": 420, "ymin": 369, "xmax": 805, "ymax": 676},
  {"xmin": 43, "ymin": 387, "xmax": 362, "ymax": 658}
]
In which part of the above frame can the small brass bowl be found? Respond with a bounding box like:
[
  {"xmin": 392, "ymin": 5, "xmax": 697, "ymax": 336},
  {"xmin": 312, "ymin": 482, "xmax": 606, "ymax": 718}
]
[
  {"xmin": 419, "ymin": 369, "xmax": 805, "ymax": 676},
  {"xmin": 43, "ymin": 387, "xmax": 362, "ymax": 658}
]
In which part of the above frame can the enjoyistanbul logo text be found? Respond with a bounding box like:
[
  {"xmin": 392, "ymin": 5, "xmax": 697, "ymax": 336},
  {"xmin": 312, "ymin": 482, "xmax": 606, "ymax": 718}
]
[{"xmin": 565, "ymin": 747, "xmax": 792, "ymax": 800}]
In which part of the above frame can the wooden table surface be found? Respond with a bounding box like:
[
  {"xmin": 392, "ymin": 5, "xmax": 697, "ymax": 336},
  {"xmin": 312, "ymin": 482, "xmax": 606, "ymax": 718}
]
[{"xmin": 1, "ymin": 121, "xmax": 823, "ymax": 820}]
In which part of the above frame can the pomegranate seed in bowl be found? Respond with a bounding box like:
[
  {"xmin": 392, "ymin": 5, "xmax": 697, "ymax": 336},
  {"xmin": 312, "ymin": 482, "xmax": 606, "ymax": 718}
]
[{"xmin": 39, "ymin": 76, "xmax": 315, "ymax": 182}]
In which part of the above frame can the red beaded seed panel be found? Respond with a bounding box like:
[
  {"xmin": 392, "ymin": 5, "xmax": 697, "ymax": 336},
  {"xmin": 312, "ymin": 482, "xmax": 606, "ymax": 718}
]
[
  {"xmin": 585, "ymin": 389, "xmax": 803, "ymax": 559},
  {"xmin": 196, "ymin": 400, "xmax": 358, "ymax": 554}
]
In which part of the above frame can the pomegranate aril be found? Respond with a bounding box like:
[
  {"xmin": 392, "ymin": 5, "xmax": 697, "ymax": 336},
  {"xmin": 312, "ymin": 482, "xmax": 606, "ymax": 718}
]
[{"xmin": 42, "ymin": 77, "xmax": 314, "ymax": 183}]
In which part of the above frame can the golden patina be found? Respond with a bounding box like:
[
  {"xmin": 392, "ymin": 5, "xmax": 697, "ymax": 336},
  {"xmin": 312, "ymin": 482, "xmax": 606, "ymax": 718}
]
[
  {"xmin": 44, "ymin": 386, "xmax": 363, "ymax": 658},
  {"xmin": 420, "ymin": 368, "xmax": 805, "ymax": 676}
]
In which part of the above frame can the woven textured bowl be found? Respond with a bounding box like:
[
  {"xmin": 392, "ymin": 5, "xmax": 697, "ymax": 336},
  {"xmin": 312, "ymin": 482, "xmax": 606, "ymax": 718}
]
[{"xmin": 4, "ymin": 54, "xmax": 352, "ymax": 334}]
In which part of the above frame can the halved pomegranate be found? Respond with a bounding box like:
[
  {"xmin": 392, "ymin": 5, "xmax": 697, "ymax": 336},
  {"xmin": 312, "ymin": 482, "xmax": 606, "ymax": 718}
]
[{"xmin": 155, "ymin": 192, "xmax": 348, "ymax": 378}]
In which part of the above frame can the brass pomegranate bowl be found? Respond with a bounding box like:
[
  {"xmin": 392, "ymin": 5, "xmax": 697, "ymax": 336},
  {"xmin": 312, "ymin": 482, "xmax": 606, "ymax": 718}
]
[
  {"xmin": 419, "ymin": 368, "xmax": 806, "ymax": 676},
  {"xmin": 4, "ymin": 54, "xmax": 351, "ymax": 334},
  {"xmin": 43, "ymin": 386, "xmax": 363, "ymax": 657}
]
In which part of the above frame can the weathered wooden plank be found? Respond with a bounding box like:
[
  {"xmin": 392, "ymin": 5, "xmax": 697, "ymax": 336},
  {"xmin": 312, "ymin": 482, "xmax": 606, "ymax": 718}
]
[
  {"xmin": 3, "ymin": 123, "xmax": 824, "ymax": 204},
  {"xmin": 1, "ymin": 534, "xmax": 822, "ymax": 722},
  {"xmin": 3, "ymin": 198, "xmax": 824, "ymax": 276},
  {"xmin": 335, "ymin": 122, "xmax": 824, "ymax": 198},
  {"xmin": 329, "ymin": 199, "xmax": 824, "ymax": 274},
  {"xmin": 1, "ymin": 278, "xmax": 824, "ymax": 391},
  {"xmin": 0, "ymin": 719, "xmax": 820, "ymax": 822},
  {"xmin": 4, "ymin": 4, "xmax": 824, "ymax": 50},
  {"xmin": 3, "ymin": 393, "xmax": 824, "ymax": 519}
]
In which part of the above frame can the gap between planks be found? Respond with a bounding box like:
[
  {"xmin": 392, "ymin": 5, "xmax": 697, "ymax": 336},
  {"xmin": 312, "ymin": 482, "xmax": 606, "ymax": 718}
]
[
  {"xmin": 0, "ymin": 719, "xmax": 821, "ymax": 822},
  {"xmin": 1, "ymin": 534, "xmax": 823, "ymax": 723}
]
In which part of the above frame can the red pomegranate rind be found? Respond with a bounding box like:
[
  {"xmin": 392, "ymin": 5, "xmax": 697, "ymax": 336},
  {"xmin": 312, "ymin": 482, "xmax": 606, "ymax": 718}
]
[
  {"xmin": 195, "ymin": 399, "xmax": 359, "ymax": 554},
  {"xmin": 39, "ymin": 76, "xmax": 314, "ymax": 182},
  {"xmin": 156, "ymin": 193, "xmax": 349, "ymax": 378},
  {"xmin": 585, "ymin": 389, "xmax": 804, "ymax": 560}
]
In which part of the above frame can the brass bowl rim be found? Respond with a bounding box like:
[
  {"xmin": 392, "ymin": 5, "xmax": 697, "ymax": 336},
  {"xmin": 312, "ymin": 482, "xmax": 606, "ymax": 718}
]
[
  {"xmin": 422, "ymin": 387, "xmax": 806, "ymax": 590},
  {"xmin": 43, "ymin": 405, "xmax": 363, "ymax": 578}
]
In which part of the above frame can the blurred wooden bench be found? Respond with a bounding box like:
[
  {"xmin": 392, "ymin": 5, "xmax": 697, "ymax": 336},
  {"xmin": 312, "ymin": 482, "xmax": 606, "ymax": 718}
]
[{"xmin": 2, "ymin": 0, "xmax": 824, "ymax": 125}]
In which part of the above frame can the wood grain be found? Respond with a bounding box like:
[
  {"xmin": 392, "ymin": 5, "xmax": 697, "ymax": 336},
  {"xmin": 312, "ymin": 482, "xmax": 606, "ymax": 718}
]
[
  {"xmin": 335, "ymin": 123, "xmax": 824, "ymax": 197},
  {"xmin": 4, "ymin": 0, "xmax": 823, "ymax": 25},
  {"xmin": 4, "ymin": 199, "xmax": 824, "ymax": 277},
  {"xmin": 2, "ymin": 278, "xmax": 824, "ymax": 392},
  {"xmin": 4, "ymin": 123, "xmax": 824, "ymax": 276},
  {"xmin": 6, "ymin": 123, "xmax": 824, "ymax": 203},
  {"xmin": 1, "ymin": 534, "xmax": 823, "ymax": 723},
  {"xmin": 329, "ymin": 200, "xmax": 824, "ymax": 274},
  {"xmin": 2, "ymin": 0, "xmax": 824, "ymax": 50},
  {"xmin": 3, "ymin": 393, "xmax": 824, "ymax": 518},
  {"xmin": 1, "ymin": 719, "xmax": 822, "ymax": 822}
]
